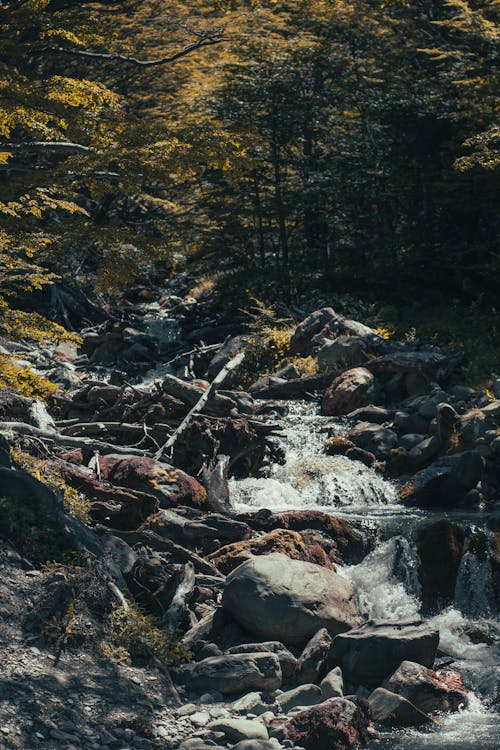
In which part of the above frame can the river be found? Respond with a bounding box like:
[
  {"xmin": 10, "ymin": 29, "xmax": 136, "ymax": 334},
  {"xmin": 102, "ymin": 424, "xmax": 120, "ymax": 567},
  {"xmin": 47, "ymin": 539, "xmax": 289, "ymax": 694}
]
[{"xmin": 229, "ymin": 402, "xmax": 500, "ymax": 749}]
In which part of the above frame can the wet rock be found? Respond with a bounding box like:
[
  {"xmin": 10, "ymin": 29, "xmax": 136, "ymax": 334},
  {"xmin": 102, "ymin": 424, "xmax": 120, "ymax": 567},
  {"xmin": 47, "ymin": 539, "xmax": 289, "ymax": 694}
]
[
  {"xmin": 382, "ymin": 660, "xmax": 469, "ymax": 714},
  {"xmin": 347, "ymin": 406, "xmax": 394, "ymax": 424},
  {"xmin": 399, "ymin": 451, "xmax": 484, "ymax": 507},
  {"xmin": 399, "ymin": 433, "xmax": 427, "ymax": 451},
  {"xmin": 368, "ymin": 687, "xmax": 433, "ymax": 727},
  {"xmin": 284, "ymin": 696, "xmax": 372, "ymax": 750},
  {"xmin": 207, "ymin": 335, "xmax": 247, "ymax": 380},
  {"xmin": 347, "ymin": 423, "xmax": 398, "ymax": 459},
  {"xmin": 277, "ymin": 684, "xmax": 323, "ymax": 713},
  {"xmin": 320, "ymin": 667, "xmax": 344, "ymax": 699},
  {"xmin": 228, "ymin": 642, "xmax": 297, "ymax": 680},
  {"xmin": 296, "ymin": 628, "xmax": 333, "ymax": 685},
  {"xmin": 322, "ymin": 368, "xmax": 378, "ymax": 416},
  {"xmin": 183, "ymin": 652, "xmax": 282, "ymax": 696},
  {"xmin": 328, "ymin": 620, "xmax": 439, "ymax": 686},
  {"xmin": 208, "ymin": 529, "xmax": 336, "ymax": 575},
  {"xmin": 407, "ymin": 436, "xmax": 441, "ymax": 469},
  {"xmin": 394, "ymin": 411, "xmax": 429, "ymax": 435},
  {"xmin": 206, "ymin": 718, "xmax": 268, "ymax": 741},
  {"xmin": 416, "ymin": 520, "xmax": 466, "ymax": 611},
  {"xmin": 222, "ymin": 553, "xmax": 362, "ymax": 647}
]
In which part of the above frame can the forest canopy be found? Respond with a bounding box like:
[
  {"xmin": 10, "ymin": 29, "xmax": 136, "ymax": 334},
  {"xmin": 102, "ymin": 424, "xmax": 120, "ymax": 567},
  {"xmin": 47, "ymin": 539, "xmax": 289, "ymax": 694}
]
[{"xmin": 1, "ymin": 0, "xmax": 499, "ymax": 321}]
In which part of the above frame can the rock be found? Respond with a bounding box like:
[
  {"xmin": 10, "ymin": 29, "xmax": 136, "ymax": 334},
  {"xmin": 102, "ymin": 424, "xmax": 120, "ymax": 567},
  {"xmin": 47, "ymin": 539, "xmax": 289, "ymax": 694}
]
[
  {"xmin": 231, "ymin": 693, "xmax": 275, "ymax": 716},
  {"xmin": 296, "ymin": 628, "xmax": 333, "ymax": 685},
  {"xmin": 317, "ymin": 336, "xmax": 367, "ymax": 371},
  {"xmin": 366, "ymin": 350, "xmax": 461, "ymax": 379},
  {"xmin": 368, "ymin": 687, "xmax": 432, "ymax": 727},
  {"xmin": 291, "ymin": 309, "xmax": 374, "ymax": 356},
  {"xmin": 236, "ymin": 510, "xmax": 369, "ymax": 564},
  {"xmin": 322, "ymin": 368, "xmax": 378, "ymax": 416},
  {"xmin": 97, "ymin": 454, "xmax": 207, "ymax": 508},
  {"xmin": 207, "ymin": 335, "xmax": 247, "ymax": 380},
  {"xmin": 208, "ymin": 529, "xmax": 336, "ymax": 575},
  {"xmin": 382, "ymin": 660, "xmax": 469, "ymax": 714},
  {"xmin": 228, "ymin": 642, "xmax": 297, "ymax": 680},
  {"xmin": 408, "ymin": 436, "xmax": 441, "ymax": 469},
  {"xmin": 320, "ymin": 667, "xmax": 344, "ymax": 700},
  {"xmin": 233, "ymin": 742, "xmax": 278, "ymax": 750},
  {"xmin": 347, "ymin": 423, "xmax": 398, "ymax": 458},
  {"xmin": 399, "ymin": 433, "xmax": 427, "ymax": 451},
  {"xmin": 416, "ymin": 520, "xmax": 466, "ymax": 611},
  {"xmin": 347, "ymin": 406, "xmax": 394, "ymax": 424},
  {"xmin": 277, "ymin": 685, "xmax": 323, "ymax": 713},
  {"xmin": 222, "ymin": 554, "xmax": 362, "ymax": 647},
  {"xmin": 328, "ymin": 620, "xmax": 439, "ymax": 686},
  {"xmin": 183, "ymin": 652, "xmax": 282, "ymax": 696},
  {"xmin": 399, "ymin": 451, "xmax": 485, "ymax": 507},
  {"xmin": 394, "ymin": 411, "xmax": 430, "ymax": 435},
  {"xmin": 206, "ymin": 718, "xmax": 268, "ymax": 742},
  {"xmin": 284, "ymin": 697, "xmax": 372, "ymax": 750}
]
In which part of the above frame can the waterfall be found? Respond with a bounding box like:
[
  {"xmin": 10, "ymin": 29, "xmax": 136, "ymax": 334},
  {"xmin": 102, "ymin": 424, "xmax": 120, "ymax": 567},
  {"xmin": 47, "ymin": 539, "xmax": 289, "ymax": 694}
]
[{"xmin": 454, "ymin": 551, "xmax": 495, "ymax": 619}]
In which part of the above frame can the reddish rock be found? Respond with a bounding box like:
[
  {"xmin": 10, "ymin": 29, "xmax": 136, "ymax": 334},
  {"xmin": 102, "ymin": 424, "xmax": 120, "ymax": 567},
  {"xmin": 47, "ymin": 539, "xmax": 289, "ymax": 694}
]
[
  {"xmin": 236, "ymin": 509, "xmax": 368, "ymax": 564},
  {"xmin": 383, "ymin": 660, "xmax": 469, "ymax": 714},
  {"xmin": 324, "ymin": 436, "xmax": 356, "ymax": 456},
  {"xmin": 322, "ymin": 368, "xmax": 377, "ymax": 416},
  {"xmin": 208, "ymin": 528, "xmax": 336, "ymax": 574},
  {"xmin": 285, "ymin": 696, "xmax": 372, "ymax": 750},
  {"xmin": 97, "ymin": 454, "xmax": 207, "ymax": 508}
]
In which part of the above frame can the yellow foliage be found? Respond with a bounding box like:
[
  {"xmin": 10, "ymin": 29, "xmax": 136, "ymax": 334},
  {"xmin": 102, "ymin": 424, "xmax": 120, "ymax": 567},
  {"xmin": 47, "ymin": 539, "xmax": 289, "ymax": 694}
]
[{"xmin": 0, "ymin": 354, "xmax": 57, "ymax": 399}]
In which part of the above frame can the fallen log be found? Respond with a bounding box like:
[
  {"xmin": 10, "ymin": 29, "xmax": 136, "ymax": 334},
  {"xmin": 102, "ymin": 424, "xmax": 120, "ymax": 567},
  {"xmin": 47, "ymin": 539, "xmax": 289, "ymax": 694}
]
[
  {"xmin": 155, "ymin": 351, "xmax": 245, "ymax": 459},
  {"xmin": 0, "ymin": 421, "xmax": 150, "ymax": 457},
  {"xmin": 96, "ymin": 525, "xmax": 223, "ymax": 577}
]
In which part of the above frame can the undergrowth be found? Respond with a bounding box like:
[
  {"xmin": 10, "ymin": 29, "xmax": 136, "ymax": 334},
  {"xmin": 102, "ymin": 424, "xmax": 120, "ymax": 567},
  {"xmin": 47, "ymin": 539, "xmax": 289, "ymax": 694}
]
[{"xmin": 102, "ymin": 604, "xmax": 191, "ymax": 668}]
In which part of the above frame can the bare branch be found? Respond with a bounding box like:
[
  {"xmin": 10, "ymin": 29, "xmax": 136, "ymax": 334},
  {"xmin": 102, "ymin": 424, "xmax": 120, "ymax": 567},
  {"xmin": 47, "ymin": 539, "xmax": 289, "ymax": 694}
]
[
  {"xmin": 40, "ymin": 33, "xmax": 224, "ymax": 68},
  {"xmin": 2, "ymin": 141, "xmax": 90, "ymax": 154}
]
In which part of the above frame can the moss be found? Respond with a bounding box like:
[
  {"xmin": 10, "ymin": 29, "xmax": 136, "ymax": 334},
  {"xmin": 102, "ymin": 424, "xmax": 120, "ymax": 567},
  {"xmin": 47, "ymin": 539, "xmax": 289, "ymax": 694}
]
[
  {"xmin": 0, "ymin": 354, "xmax": 57, "ymax": 399},
  {"xmin": 103, "ymin": 604, "xmax": 191, "ymax": 668},
  {"xmin": 10, "ymin": 448, "xmax": 91, "ymax": 524}
]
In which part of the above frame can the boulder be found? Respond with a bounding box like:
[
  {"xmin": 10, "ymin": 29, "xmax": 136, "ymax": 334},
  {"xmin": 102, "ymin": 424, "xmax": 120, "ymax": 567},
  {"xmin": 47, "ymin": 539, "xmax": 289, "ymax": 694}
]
[
  {"xmin": 222, "ymin": 554, "xmax": 362, "ymax": 647},
  {"xmin": 382, "ymin": 660, "xmax": 469, "ymax": 714},
  {"xmin": 228, "ymin": 642, "xmax": 297, "ymax": 680},
  {"xmin": 407, "ymin": 436, "xmax": 441, "ymax": 469},
  {"xmin": 322, "ymin": 368, "xmax": 378, "ymax": 416},
  {"xmin": 230, "ymin": 693, "xmax": 275, "ymax": 716},
  {"xmin": 320, "ymin": 667, "xmax": 344, "ymax": 700},
  {"xmin": 284, "ymin": 696, "xmax": 372, "ymax": 750},
  {"xmin": 277, "ymin": 684, "xmax": 323, "ymax": 713},
  {"xmin": 347, "ymin": 406, "xmax": 394, "ymax": 424},
  {"xmin": 368, "ymin": 687, "xmax": 432, "ymax": 727},
  {"xmin": 347, "ymin": 423, "xmax": 398, "ymax": 459},
  {"xmin": 207, "ymin": 718, "xmax": 268, "ymax": 741},
  {"xmin": 399, "ymin": 451, "xmax": 484, "ymax": 507},
  {"xmin": 183, "ymin": 652, "xmax": 282, "ymax": 696},
  {"xmin": 416, "ymin": 521, "xmax": 466, "ymax": 611},
  {"xmin": 328, "ymin": 620, "xmax": 439, "ymax": 686},
  {"xmin": 235, "ymin": 510, "xmax": 369, "ymax": 565},
  {"xmin": 317, "ymin": 336, "xmax": 367, "ymax": 371},
  {"xmin": 296, "ymin": 628, "xmax": 333, "ymax": 685},
  {"xmin": 291, "ymin": 308, "xmax": 374, "ymax": 357},
  {"xmin": 233, "ymin": 742, "xmax": 277, "ymax": 750},
  {"xmin": 208, "ymin": 529, "xmax": 336, "ymax": 575},
  {"xmin": 97, "ymin": 454, "xmax": 207, "ymax": 508}
]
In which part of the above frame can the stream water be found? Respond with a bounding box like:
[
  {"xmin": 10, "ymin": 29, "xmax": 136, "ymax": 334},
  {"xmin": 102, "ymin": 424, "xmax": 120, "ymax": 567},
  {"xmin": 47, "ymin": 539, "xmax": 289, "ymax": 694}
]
[{"xmin": 229, "ymin": 402, "xmax": 500, "ymax": 749}]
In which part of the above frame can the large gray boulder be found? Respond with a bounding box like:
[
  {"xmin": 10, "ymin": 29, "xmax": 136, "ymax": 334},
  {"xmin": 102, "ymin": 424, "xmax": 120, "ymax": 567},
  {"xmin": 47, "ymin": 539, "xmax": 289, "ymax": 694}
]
[
  {"xmin": 368, "ymin": 687, "xmax": 433, "ymax": 727},
  {"xmin": 183, "ymin": 652, "xmax": 282, "ymax": 695},
  {"xmin": 328, "ymin": 620, "xmax": 439, "ymax": 686},
  {"xmin": 222, "ymin": 554, "xmax": 362, "ymax": 647}
]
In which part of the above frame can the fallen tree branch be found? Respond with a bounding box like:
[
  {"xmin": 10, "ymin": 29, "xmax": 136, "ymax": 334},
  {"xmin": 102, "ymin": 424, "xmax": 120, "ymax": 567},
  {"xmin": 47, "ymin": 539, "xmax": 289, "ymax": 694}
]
[
  {"xmin": 40, "ymin": 33, "xmax": 224, "ymax": 67},
  {"xmin": 0, "ymin": 421, "xmax": 150, "ymax": 457},
  {"xmin": 96, "ymin": 526, "xmax": 223, "ymax": 578},
  {"xmin": 2, "ymin": 141, "xmax": 90, "ymax": 154},
  {"xmin": 155, "ymin": 352, "xmax": 245, "ymax": 460}
]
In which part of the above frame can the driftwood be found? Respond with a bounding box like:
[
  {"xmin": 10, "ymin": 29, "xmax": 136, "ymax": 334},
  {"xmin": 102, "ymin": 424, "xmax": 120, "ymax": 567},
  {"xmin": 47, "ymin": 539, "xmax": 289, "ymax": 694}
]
[
  {"xmin": 96, "ymin": 526, "xmax": 223, "ymax": 578},
  {"xmin": 200, "ymin": 454, "xmax": 231, "ymax": 513},
  {"xmin": 0, "ymin": 421, "xmax": 149, "ymax": 457},
  {"xmin": 163, "ymin": 562, "xmax": 196, "ymax": 632},
  {"xmin": 155, "ymin": 352, "xmax": 245, "ymax": 459}
]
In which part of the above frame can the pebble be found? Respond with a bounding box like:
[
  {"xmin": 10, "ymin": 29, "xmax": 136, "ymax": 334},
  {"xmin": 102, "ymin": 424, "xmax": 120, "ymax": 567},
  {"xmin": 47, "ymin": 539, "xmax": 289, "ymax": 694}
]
[{"xmin": 190, "ymin": 711, "xmax": 210, "ymax": 726}]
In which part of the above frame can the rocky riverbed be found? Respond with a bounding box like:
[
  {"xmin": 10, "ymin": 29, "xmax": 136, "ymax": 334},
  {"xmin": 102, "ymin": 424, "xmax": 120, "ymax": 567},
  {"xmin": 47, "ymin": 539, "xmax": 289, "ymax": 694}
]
[{"xmin": 0, "ymin": 281, "xmax": 499, "ymax": 750}]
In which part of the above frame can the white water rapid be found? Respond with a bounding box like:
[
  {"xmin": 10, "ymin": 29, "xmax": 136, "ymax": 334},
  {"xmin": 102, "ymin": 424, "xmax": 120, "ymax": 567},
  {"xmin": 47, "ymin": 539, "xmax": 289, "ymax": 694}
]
[{"xmin": 229, "ymin": 401, "xmax": 500, "ymax": 750}]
